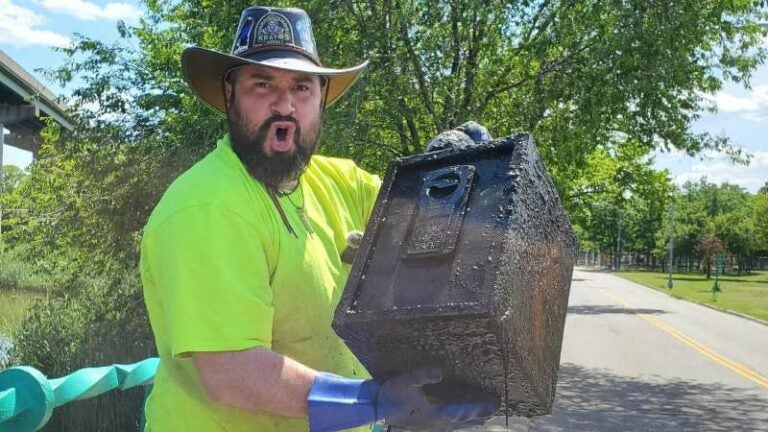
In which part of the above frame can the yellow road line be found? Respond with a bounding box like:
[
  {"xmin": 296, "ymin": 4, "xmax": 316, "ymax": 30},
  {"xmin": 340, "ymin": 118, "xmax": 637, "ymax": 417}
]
[
  {"xmin": 584, "ymin": 280, "xmax": 768, "ymax": 390},
  {"xmin": 644, "ymin": 315, "xmax": 768, "ymax": 388}
]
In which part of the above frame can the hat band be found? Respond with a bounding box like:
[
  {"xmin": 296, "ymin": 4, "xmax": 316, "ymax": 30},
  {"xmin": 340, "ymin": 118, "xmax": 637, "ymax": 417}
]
[
  {"xmin": 222, "ymin": 48, "xmax": 329, "ymax": 91},
  {"xmin": 238, "ymin": 45, "xmax": 322, "ymax": 67}
]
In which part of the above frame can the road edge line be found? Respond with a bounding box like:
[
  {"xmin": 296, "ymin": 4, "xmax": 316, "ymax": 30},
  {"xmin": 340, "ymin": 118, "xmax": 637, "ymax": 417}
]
[{"xmin": 606, "ymin": 272, "xmax": 768, "ymax": 328}]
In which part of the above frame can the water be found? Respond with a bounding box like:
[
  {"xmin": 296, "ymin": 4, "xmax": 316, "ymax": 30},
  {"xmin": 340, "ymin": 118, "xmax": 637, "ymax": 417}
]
[{"xmin": 0, "ymin": 335, "xmax": 12, "ymax": 367}]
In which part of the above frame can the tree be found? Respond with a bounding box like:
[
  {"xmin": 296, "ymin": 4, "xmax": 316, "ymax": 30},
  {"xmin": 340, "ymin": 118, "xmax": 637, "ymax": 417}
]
[
  {"xmin": 655, "ymin": 179, "xmax": 759, "ymax": 274},
  {"xmin": 696, "ymin": 233, "xmax": 725, "ymax": 279},
  {"xmin": 567, "ymin": 140, "xmax": 672, "ymax": 268},
  {"xmin": 0, "ymin": 165, "xmax": 25, "ymax": 192},
  {"xmin": 0, "ymin": 165, "xmax": 27, "ymax": 236},
  {"xmin": 698, "ymin": 181, "xmax": 755, "ymax": 273},
  {"xmin": 752, "ymin": 190, "xmax": 768, "ymax": 255}
]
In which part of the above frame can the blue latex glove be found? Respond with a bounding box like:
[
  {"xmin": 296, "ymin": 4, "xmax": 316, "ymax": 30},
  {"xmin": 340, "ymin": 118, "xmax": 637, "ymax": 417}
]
[
  {"xmin": 377, "ymin": 367, "xmax": 498, "ymax": 431},
  {"xmin": 307, "ymin": 368, "xmax": 498, "ymax": 432}
]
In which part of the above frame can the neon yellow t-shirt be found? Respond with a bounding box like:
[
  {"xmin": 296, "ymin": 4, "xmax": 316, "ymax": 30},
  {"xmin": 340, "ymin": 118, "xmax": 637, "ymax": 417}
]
[{"xmin": 140, "ymin": 135, "xmax": 381, "ymax": 431}]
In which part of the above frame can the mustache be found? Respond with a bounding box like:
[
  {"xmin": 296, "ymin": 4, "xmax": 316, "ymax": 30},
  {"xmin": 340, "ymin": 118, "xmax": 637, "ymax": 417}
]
[{"xmin": 262, "ymin": 114, "xmax": 299, "ymax": 128}]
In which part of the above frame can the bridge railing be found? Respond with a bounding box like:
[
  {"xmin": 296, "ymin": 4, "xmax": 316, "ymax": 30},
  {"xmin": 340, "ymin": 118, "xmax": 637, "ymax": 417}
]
[{"xmin": 0, "ymin": 357, "xmax": 158, "ymax": 431}]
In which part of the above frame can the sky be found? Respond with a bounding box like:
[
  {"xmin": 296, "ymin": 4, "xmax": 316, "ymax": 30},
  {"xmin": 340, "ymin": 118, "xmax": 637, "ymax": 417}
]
[{"xmin": 1, "ymin": 0, "xmax": 767, "ymax": 193}]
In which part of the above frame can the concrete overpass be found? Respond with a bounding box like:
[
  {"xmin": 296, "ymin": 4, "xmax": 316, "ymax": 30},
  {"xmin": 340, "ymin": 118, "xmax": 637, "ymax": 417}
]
[
  {"xmin": 1, "ymin": 49, "xmax": 73, "ymax": 154},
  {"xmin": 1, "ymin": 49, "xmax": 74, "ymax": 234}
]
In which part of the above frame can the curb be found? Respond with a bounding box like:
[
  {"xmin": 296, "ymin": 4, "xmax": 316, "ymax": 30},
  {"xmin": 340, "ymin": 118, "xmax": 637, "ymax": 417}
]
[
  {"xmin": 687, "ymin": 299, "xmax": 768, "ymax": 328},
  {"xmin": 610, "ymin": 274, "xmax": 768, "ymax": 328}
]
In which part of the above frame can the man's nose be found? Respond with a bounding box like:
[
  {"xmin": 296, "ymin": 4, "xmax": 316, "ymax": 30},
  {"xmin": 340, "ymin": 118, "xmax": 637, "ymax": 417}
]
[{"xmin": 271, "ymin": 88, "xmax": 295, "ymax": 116}]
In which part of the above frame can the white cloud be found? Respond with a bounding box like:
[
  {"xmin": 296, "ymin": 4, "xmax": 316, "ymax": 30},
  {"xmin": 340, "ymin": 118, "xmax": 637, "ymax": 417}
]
[
  {"xmin": 668, "ymin": 150, "xmax": 768, "ymax": 193},
  {"xmin": 744, "ymin": 112, "xmax": 768, "ymax": 122},
  {"xmin": 0, "ymin": 0, "xmax": 71, "ymax": 47},
  {"xmin": 706, "ymin": 84, "xmax": 768, "ymax": 119},
  {"xmin": 38, "ymin": 0, "xmax": 142, "ymax": 22},
  {"xmin": 711, "ymin": 92, "xmax": 762, "ymax": 112}
]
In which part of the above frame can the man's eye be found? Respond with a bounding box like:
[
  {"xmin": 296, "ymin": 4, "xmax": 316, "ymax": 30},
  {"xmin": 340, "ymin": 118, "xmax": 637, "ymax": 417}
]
[
  {"xmin": 255, "ymin": 82, "xmax": 270, "ymax": 88},
  {"xmin": 296, "ymin": 84, "xmax": 309, "ymax": 91}
]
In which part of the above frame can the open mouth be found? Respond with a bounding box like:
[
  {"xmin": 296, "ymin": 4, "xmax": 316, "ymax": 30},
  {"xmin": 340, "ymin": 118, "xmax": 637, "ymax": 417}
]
[{"xmin": 268, "ymin": 121, "xmax": 296, "ymax": 152}]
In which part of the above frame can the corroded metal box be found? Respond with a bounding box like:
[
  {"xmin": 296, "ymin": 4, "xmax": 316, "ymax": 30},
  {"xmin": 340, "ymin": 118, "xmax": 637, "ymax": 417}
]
[{"xmin": 333, "ymin": 133, "xmax": 577, "ymax": 416}]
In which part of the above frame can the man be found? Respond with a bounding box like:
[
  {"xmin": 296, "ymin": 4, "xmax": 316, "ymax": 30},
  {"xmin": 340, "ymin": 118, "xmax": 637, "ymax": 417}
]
[{"xmin": 141, "ymin": 6, "xmax": 497, "ymax": 431}]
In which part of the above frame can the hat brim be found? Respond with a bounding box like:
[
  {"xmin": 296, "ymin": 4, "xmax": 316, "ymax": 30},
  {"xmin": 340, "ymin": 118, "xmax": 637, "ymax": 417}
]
[{"xmin": 182, "ymin": 47, "xmax": 368, "ymax": 115}]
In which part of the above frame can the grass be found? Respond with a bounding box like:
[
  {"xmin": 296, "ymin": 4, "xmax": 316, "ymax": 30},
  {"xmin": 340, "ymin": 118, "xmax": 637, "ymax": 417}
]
[
  {"xmin": 617, "ymin": 270, "xmax": 768, "ymax": 322},
  {"xmin": 0, "ymin": 289, "xmax": 43, "ymax": 336}
]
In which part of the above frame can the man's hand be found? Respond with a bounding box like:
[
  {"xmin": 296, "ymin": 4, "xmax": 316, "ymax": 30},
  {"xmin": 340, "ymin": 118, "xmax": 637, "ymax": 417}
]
[
  {"xmin": 307, "ymin": 368, "xmax": 498, "ymax": 432},
  {"xmin": 341, "ymin": 230, "xmax": 364, "ymax": 264},
  {"xmin": 425, "ymin": 121, "xmax": 493, "ymax": 153},
  {"xmin": 378, "ymin": 368, "xmax": 498, "ymax": 431},
  {"xmin": 455, "ymin": 121, "xmax": 492, "ymax": 144}
]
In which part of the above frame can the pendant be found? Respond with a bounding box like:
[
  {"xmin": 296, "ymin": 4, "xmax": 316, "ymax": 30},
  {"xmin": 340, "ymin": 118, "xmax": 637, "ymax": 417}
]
[{"xmin": 297, "ymin": 208, "xmax": 314, "ymax": 235}]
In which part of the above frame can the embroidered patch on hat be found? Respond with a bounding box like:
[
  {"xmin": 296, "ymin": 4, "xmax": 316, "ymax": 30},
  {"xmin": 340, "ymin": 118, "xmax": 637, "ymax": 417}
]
[
  {"xmin": 254, "ymin": 12, "xmax": 294, "ymax": 46},
  {"xmin": 233, "ymin": 17, "xmax": 254, "ymax": 55}
]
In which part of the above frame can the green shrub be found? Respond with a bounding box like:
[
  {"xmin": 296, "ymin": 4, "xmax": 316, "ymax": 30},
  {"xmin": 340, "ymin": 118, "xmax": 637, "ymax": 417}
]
[
  {"xmin": 0, "ymin": 242, "xmax": 75, "ymax": 293},
  {"xmin": 8, "ymin": 268, "xmax": 155, "ymax": 432}
]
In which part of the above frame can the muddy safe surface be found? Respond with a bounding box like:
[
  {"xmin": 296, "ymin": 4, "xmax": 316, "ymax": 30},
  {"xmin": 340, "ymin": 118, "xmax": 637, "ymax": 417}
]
[{"xmin": 333, "ymin": 133, "xmax": 577, "ymax": 417}]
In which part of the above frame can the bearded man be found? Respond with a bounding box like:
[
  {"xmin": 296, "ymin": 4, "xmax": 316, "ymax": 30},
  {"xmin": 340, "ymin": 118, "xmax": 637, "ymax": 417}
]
[{"xmin": 140, "ymin": 6, "xmax": 497, "ymax": 432}]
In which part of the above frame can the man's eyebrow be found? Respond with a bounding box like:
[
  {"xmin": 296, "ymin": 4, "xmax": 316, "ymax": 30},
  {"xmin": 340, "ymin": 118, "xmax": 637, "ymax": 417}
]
[
  {"xmin": 294, "ymin": 75, "xmax": 319, "ymax": 84},
  {"xmin": 241, "ymin": 72, "xmax": 317, "ymax": 84},
  {"xmin": 244, "ymin": 72, "xmax": 274, "ymax": 81}
]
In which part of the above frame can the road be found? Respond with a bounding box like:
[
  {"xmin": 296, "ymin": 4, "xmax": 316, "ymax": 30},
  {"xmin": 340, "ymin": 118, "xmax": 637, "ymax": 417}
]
[{"xmin": 480, "ymin": 268, "xmax": 768, "ymax": 431}]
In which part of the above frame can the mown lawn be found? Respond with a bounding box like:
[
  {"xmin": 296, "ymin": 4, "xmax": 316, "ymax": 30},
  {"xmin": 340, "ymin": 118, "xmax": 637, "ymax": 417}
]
[
  {"xmin": 0, "ymin": 289, "xmax": 42, "ymax": 335},
  {"xmin": 617, "ymin": 270, "xmax": 768, "ymax": 322}
]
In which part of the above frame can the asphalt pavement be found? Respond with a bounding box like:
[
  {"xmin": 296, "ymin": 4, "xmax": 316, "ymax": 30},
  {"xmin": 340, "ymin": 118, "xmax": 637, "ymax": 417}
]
[{"xmin": 478, "ymin": 268, "xmax": 768, "ymax": 432}]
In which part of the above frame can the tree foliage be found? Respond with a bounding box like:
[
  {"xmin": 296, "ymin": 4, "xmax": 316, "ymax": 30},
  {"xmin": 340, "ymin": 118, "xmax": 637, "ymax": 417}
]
[
  {"xmin": 566, "ymin": 141, "xmax": 672, "ymax": 266},
  {"xmin": 697, "ymin": 233, "xmax": 725, "ymax": 279},
  {"xmin": 653, "ymin": 179, "xmax": 763, "ymax": 275},
  {"xmin": 755, "ymin": 190, "xmax": 768, "ymax": 254},
  {"xmin": 43, "ymin": 0, "xmax": 768, "ymax": 170},
  {"xmin": 10, "ymin": 0, "xmax": 760, "ymax": 267}
]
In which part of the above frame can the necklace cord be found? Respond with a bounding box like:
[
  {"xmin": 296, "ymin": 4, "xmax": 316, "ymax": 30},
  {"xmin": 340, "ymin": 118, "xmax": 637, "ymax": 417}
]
[
  {"xmin": 270, "ymin": 181, "xmax": 314, "ymax": 237},
  {"xmin": 284, "ymin": 182, "xmax": 315, "ymax": 235},
  {"xmin": 268, "ymin": 188, "xmax": 298, "ymax": 238}
]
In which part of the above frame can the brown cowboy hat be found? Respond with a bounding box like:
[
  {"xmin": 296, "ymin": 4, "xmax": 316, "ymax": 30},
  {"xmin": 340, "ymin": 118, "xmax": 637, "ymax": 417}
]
[{"xmin": 181, "ymin": 6, "xmax": 368, "ymax": 114}]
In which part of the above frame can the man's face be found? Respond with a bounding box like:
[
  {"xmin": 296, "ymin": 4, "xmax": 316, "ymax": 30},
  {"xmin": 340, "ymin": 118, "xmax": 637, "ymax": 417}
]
[{"xmin": 224, "ymin": 64, "xmax": 323, "ymax": 190}]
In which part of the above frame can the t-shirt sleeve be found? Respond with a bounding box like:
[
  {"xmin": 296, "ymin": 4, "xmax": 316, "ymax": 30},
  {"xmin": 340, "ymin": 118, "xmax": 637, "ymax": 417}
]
[
  {"xmin": 143, "ymin": 205, "xmax": 275, "ymax": 358},
  {"xmin": 355, "ymin": 166, "xmax": 382, "ymax": 225}
]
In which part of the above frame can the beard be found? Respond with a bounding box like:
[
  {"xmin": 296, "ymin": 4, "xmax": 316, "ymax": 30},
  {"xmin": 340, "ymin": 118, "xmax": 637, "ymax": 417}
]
[{"xmin": 227, "ymin": 100, "xmax": 321, "ymax": 191}]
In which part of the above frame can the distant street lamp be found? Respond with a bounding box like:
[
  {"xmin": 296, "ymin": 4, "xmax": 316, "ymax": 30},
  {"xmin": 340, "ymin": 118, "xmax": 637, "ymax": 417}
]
[
  {"xmin": 616, "ymin": 190, "xmax": 631, "ymax": 272},
  {"xmin": 667, "ymin": 198, "xmax": 674, "ymax": 289},
  {"xmin": 616, "ymin": 207, "xmax": 622, "ymax": 272}
]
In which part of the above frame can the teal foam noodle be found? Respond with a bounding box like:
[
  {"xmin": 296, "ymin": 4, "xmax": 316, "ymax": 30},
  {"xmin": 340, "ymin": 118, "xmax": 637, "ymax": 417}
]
[
  {"xmin": 49, "ymin": 366, "xmax": 120, "ymax": 407},
  {"xmin": 0, "ymin": 358, "xmax": 159, "ymax": 431},
  {"xmin": 0, "ymin": 367, "xmax": 54, "ymax": 432},
  {"xmin": 115, "ymin": 358, "xmax": 160, "ymax": 390}
]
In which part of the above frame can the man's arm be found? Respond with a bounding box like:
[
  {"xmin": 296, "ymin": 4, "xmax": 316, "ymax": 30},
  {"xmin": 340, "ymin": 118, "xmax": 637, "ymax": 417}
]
[
  {"xmin": 194, "ymin": 348, "xmax": 498, "ymax": 432},
  {"xmin": 194, "ymin": 347, "xmax": 317, "ymax": 417}
]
